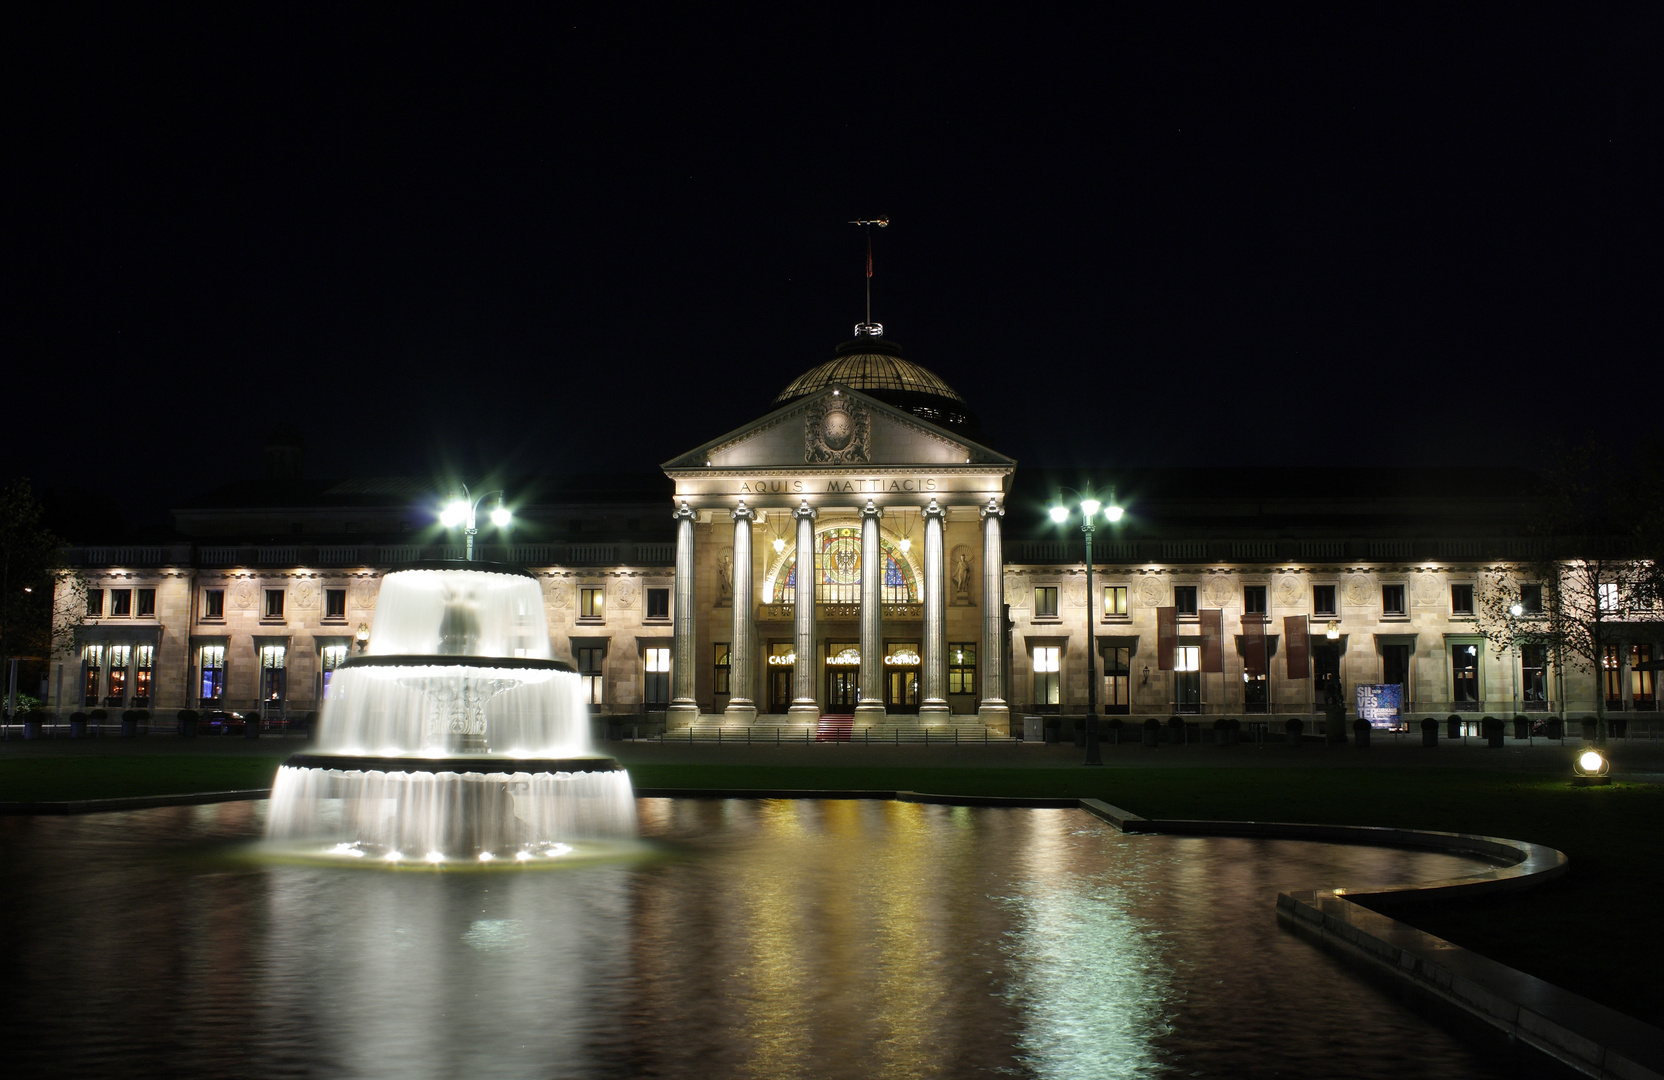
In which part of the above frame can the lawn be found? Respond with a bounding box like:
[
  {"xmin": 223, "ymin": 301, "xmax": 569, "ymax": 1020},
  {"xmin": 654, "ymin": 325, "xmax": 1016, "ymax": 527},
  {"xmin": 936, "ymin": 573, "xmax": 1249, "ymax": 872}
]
[{"xmin": 3, "ymin": 749, "xmax": 1659, "ymax": 1025}]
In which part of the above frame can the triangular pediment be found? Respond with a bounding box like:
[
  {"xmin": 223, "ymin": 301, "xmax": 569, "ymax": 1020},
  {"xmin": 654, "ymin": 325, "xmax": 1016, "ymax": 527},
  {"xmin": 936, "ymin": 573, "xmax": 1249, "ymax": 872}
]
[{"xmin": 662, "ymin": 385, "xmax": 1014, "ymax": 473}]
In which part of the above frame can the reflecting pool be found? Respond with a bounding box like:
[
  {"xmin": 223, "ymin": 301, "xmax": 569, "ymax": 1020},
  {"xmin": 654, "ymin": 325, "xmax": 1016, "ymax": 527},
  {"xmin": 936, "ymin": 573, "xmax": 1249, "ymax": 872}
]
[{"xmin": 0, "ymin": 799, "xmax": 1562, "ymax": 1079}]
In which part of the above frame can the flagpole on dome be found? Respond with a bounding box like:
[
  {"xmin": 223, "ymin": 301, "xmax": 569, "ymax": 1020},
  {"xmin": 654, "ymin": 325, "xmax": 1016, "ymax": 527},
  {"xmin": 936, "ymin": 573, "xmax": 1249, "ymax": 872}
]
[{"xmin": 849, "ymin": 216, "xmax": 888, "ymax": 337}]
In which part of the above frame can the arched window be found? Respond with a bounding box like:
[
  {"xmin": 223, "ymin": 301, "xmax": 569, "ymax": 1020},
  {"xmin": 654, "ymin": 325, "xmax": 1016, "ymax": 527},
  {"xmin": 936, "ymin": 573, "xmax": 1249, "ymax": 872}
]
[{"xmin": 773, "ymin": 527, "xmax": 917, "ymax": 603}]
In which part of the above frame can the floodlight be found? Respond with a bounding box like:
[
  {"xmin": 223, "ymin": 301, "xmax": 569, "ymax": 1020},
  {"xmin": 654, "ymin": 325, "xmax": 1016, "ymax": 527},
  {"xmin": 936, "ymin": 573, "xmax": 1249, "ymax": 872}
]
[
  {"xmin": 441, "ymin": 500, "xmax": 469, "ymax": 527},
  {"xmin": 1049, "ymin": 505, "xmax": 1070, "ymax": 523},
  {"xmin": 1080, "ymin": 498, "xmax": 1101, "ymax": 518},
  {"xmin": 490, "ymin": 503, "xmax": 512, "ymax": 528}
]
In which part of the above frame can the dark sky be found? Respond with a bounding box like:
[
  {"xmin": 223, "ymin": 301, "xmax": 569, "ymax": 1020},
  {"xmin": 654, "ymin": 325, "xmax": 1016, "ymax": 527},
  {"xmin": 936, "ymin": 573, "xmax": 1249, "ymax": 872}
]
[{"xmin": 6, "ymin": 5, "xmax": 1660, "ymax": 531}]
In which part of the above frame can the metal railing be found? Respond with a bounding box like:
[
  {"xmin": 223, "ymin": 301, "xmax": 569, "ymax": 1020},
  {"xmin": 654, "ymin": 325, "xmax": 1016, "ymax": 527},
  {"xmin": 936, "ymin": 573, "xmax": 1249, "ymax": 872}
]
[{"xmin": 616, "ymin": 725, "xmax": 1014, "ymax": 746}]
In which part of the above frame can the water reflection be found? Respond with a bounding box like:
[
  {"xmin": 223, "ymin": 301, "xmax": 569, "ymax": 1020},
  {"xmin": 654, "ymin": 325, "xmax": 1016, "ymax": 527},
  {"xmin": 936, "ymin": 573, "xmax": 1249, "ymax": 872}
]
[{"xmin": 0, "ymin": 800, "xmax": 1542, "ymax": 1079}]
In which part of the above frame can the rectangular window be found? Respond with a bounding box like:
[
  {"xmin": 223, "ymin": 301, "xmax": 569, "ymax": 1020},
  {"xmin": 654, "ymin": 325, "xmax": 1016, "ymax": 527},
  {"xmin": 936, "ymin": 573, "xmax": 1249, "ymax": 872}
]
[
  {"xmin": 203, "ymin": 588, "xmax": 225, "ymax": 620},
  {"xmin": 1599, "ymin": 583, "xmax": 1619, "ymax": 614},
  {"xmin": 321, "ymin": 644, "xmax": 348, "ymax": 697},
  {"xmin": 578, "ymin": 646, "xmax": 605, "ymax": 705},
  {"xmin": 87, "ymin": 590, "xmax": 104, "ymax": 617},
  {"xmin": 948, "ymin": 642, "xmax": 977, "ymax": 694},
  {"xmin": 1103, "ymin": 585, "xmax": 1127, "ymax": 618},
  {"xmin": 1521, "ymin": 644, "xmax": 1548, "ymax": 708},
  {"xmin": 83, "ymin": 645, "xmax": 104, "ymax": 704},
  {"xmin": 1174, "ymin": 645, "xmax": 1200, "ymax": 713},
  {"xmin": 580, "ymin": 588, "xmax": 605, "ymax": 621},
  {"xmin": 1519, "ymin": 584, "xmax": 1543, "ymax": 614},
  {"xmin": 1243, "ymin": 586, "xmax": 1267, "ymax": 615},
  {"xmin": 1032, "ymin": 645, "xmax": 1060, "ymax": 710},
  {"xmin": 1603, "ymin": 645, "xmax": 1622, "ymax": 710},
  {"xmin": 260, "ymin": 645, "xmax": 286, "ymax": 704},
  {"xmin": 1103, "ymin": 646, "xmax": 1130, "ymax": 712},
  {"xmin": 713, "ymin": 643, "xmax": 731, "ymax": 695},
  {"xmin": 324, "ymin": 588, "xmax": 347, "ymax": 621},
  {"xmin": 644, "ymin": 647, "xmax": 670, "ymax": 708},
  {"xmin": 1313, "ymin": 644, "xmax": 1341, "ymax": 700},
  {"xmin": 105, "ymin": 644, "xmax": 131, "ymax": 706},
  {"xmin": 1174, "ymin": 586, "xmax": 1198, "ymax": 617},
  {"xmin": 136, "ymin": 588, "xmax": 155, "ymax": 618},
  {"xmin": 133, "ymin": 645, "xmax": 155, "ymax": 707},
  {"xmin": 1033, "ymin": 587, "xmax": 1059, "ymax": 619},
  {"xmin": 646, "ymin": 588, "xmax": 670, "ymax": 621},
  {"xmin": 1631, "ymin": 644, "xmax": 1655, "ymax": 710},
  {"xmin": 199, "ymin": 645, "xmax": 226, "ymax": 703},
  {"xmin": 1452, "ymin": 642, "xmax": 1479, "ymax": 708},
  {"xmin": 1382, "ymin": 584, "xmax": 1407, "ymax": 617},
  {"xmin": 1450, "ymin": 584, "xmax": 1474, "ymax": 616},
  {"xmin": 1313, "ymin": 585, "xmax": 1337, "ymax": 618},
  {"xmin": 1382, "ymin": 643, "xmax": 1410, "ymax": 694},
  {"xmin": 107, "ymin": 589, "xmax": 132, "ymax": 617},
  {"xmin": 264, "ymin": 589, "xmax": 285, "ymax": 620}
]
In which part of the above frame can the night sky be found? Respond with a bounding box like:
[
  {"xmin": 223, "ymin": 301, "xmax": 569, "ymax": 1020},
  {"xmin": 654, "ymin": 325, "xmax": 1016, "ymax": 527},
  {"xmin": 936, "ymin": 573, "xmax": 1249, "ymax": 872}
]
[{"xmin": 7, "ymin": 6, "xmax": 1659, "ymax": 534}]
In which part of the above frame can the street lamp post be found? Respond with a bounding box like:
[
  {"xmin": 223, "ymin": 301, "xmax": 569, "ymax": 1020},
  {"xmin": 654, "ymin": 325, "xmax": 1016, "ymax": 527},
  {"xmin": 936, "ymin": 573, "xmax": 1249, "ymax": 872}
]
[
  {"xmin": 439, "ymin": 484, "xmax": 512, "ymax": 561},
  {"xmin": 1049, "ymin": 485, "xmax": 1123, "ymax": 766}
]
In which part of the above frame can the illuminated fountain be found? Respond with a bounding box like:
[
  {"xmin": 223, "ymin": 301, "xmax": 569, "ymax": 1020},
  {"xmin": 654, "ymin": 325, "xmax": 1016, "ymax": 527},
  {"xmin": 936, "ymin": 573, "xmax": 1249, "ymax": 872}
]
[{"xmin": 266, "ymin": 562, "xmax": 636, "ymax": 863}]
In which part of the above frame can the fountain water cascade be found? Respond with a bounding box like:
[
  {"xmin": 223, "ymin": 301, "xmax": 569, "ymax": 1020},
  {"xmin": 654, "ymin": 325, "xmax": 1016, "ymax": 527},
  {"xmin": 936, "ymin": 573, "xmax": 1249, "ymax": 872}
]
[{"xmin": 266, "ymin": 562, "xmax": 636, "ymax": 862}]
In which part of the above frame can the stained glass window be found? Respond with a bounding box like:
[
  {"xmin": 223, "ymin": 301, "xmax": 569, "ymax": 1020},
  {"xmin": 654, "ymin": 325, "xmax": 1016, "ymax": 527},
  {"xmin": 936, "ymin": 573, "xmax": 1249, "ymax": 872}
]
[{"xmin": 772, "ymin": 527, "xmax": 917, "ymax": 603}]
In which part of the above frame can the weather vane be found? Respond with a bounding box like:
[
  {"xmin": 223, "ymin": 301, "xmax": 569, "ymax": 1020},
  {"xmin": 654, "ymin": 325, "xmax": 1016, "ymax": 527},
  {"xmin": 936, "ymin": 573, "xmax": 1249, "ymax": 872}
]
[{"xmin": 850, "ymin": 216, "xmax": 889, "ymax": 334}]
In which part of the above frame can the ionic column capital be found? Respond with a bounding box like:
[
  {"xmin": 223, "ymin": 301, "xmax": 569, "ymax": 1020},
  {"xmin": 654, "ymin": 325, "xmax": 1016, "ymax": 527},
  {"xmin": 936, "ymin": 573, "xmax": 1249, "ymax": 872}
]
[
  {"xmin": 980, "ymin": 498, "xmax": 1005, "ymax": 520},
  {"xmin": 731, "ymin": 500, "xmax": 756, "ymax": 523},
  {"xmin": 672, "ymin": 500, "xmax": 696, "ymax": 521},
  {"xmin": 860, "ymin": 499, "xmax": 883, "ymax": 520},
  {"xmin": 792, "ymin": 500, "xmax": 818, "ymax": 522},
  {"xmin": 921, "ymin": 498, "xmax": 947, "ymax": 522}
]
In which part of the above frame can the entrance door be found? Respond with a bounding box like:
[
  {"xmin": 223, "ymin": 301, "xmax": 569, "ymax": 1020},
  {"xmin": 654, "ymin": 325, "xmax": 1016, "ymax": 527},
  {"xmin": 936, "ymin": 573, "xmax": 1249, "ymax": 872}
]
[
  {"xmin": 825, "ymin": 671, "xmax": 857, "ymax": 713},
  {"xmin": 885, "ymin": 670, "xmax": 919, "ymax": 713},
  {"xmin": 770, "ymin": 669, "xmax": 793, "ymax": 713}
]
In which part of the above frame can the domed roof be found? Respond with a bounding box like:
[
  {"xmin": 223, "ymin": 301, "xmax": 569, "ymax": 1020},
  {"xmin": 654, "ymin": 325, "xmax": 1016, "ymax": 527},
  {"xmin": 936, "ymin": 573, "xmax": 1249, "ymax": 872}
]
[{"xmin": 774, "ymin": 332, "xmax": 981, "ymax": 436}]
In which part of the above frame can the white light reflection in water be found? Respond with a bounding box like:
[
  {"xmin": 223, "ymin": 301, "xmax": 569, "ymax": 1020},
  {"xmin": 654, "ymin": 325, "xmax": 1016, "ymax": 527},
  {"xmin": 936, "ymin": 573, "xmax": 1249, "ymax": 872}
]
[{"xmin": 1001, "ymin": 811, "xmax": 1165, "ymax": 1079}]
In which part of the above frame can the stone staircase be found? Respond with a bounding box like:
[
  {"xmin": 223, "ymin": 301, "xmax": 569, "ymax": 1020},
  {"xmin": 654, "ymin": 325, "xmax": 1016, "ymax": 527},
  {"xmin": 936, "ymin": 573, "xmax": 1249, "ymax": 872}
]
[{"xmin": 660, "ymin": 715, "xmax": 1013, "ymax": 744}]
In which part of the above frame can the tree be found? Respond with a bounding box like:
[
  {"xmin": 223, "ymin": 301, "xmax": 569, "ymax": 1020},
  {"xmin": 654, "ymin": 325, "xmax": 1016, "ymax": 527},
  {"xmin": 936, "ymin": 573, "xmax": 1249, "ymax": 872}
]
[
  {"xmin": 1476, "ymin": 442, "xmax": 1662, "ymax": 742},
  {"xmin": 0, "ymin": 479, "xmax": 83, "ymax": 676}
]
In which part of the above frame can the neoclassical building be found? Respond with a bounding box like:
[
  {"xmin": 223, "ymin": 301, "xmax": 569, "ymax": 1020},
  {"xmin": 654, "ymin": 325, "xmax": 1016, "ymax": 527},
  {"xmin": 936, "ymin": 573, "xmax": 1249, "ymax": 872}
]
[{"xmin": 47, "ymin": 327, "xmax": 1662, "ymax": 731}]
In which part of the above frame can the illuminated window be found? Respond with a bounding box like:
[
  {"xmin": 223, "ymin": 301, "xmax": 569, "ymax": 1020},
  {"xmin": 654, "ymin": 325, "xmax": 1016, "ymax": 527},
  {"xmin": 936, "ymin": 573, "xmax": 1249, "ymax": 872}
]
[
  {"xmin": 578, "ymin": 647, "xmax": 605, "ymax": 704},
  {"xmin": 948, "ymin": 643, "xmax": 977, "ymax": 694},
  {"xmin": 1521, "ymin": 644, "xmax": 1548, "ymax": 707},
  {"xmin": 1174, "ymin": 586, "xmax": 1197, "ymax": 617},
  {"xmin": 644, "ymin": 647, "xmax": 670, "ymax": 708},
  {"xmin": 1313, "ymin": 585, "xmax": 1337, "ymax": 618},
  {"xmin": 712, "ymin": 643, "xmax": 730, "ymax": 695},
  {"xmin": 1103, "ymin": 586, "xmax": 1127, "ymax": 617},
  {"xmin": 264, "ymin": 589, "xmax": 285, "ymax": 620},
  {"xmin": 324, "ymin": 588, "xmax": 347, "ymax": 621},
  {"xmin": 1631, "ymin": 644, "xmax": 1655, "ymax": 710},
  {"xmin": 321, "ymin": 644, "xmax": 348, "ymax": 697},
  {"xmin": 109, "ymin": 589, "xmax": 132, "ymax": 617},
  {"xmin": 1452, "ymin": 643, "xmax": 1479, "ymax": 709},
  {"xmin": 1450, "ymin": 584, "xmax": 1474, "ymax": 616},
  {"xmin": 260, "ymin": 645, "xmax": 286, "ymax": 704},
  {"xmin": 83, "ymin": 644, "xmax": 104, "ymax": 704},
  {"xmin": 1032, "ymin": 645, "xmax": 1060, "ymax": 710},
  {"xmin": 1243, "ymin": 586, "xmax": 1267, "ymax": 615},
  {"xmin": 1103, "ymin": 647, "xmax": 1130, "ymax": 712},
  {"xmin": 646, "ymin": 588, "xmax": 670, "ymax": 621},
  {"xmin": 580, "ymin": 588, "xmax": 604, "ymax": 621},
  {"xmin": 133, "ymin": 645, "xmax": 154, "ymax": 707},
  {"xmin": 136, "ymin": 588, "xmax": 155, "ymax": 618},
  {"xmin": 776, "ymin": 527, "xmax": 918, "ymax": 604},
  {"xmin": 1382, "ymin": 584, "xmax": 1406, "ymax": 617},
  {"xmin": 1603, "ymin": 644, "xmax": 1623, "ymax": 710},
  {"xmin": 199, "ymin": 645, "xmax": 226, "ymax": 703},
  {"xmin": 1174, "ymin": 645, "xmax": 1200, "ymax": 713},
  {"xmin": 203, "ymin": 588, "xmax": 225, "ymax": 620},
  {"xmin": 87, "ymin": 590, "xmax": 104, "ymax": 617},
  {"xmin": 1599, "ymin": 583, "xmax": 1619, "ymax": 614},
  {"xmin": 105, "ymin": 644, "xmax": 131, "ymax": 706},
  {"xmin": 1034, "ymin": 587, "xmax": 1059, "ymax": 619}
]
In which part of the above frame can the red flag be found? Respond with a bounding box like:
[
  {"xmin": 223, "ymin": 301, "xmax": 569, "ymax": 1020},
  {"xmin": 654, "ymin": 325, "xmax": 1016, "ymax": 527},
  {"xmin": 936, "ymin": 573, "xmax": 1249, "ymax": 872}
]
[
  {"xmin": 1242, "ymin": 614, "xmax": 1267, "ymax": 678},
  {"xmin": 1157, "ymin": 606, "xmax": 1177, "ymax": 671},
  {"xmin": 1284, "ymin": 615, "xmax": 1310, "ymax": 679},
  {"xmin": 1199, "ymin": 609, "xmax": 1223, "ymax": 673}
]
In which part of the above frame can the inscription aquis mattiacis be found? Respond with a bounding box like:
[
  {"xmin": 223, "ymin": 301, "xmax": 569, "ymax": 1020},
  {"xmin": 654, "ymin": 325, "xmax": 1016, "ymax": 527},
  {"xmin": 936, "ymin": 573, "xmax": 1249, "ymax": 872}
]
[{"xmin": 736, "ymin": 477, "xmax": 940, "ymax": 495}]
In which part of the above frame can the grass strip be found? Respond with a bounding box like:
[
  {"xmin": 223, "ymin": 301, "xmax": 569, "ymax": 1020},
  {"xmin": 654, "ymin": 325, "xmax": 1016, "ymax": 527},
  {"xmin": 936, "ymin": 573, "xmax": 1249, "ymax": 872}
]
[{"xmin": 0, "ymin": 755, "xmax": 290, "ymax": 802}]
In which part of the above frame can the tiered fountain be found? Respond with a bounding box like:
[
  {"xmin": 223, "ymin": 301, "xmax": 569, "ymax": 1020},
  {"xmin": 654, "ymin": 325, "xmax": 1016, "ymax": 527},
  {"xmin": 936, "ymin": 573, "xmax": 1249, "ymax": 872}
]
[{"xmin": 266, "ymin": 561, "xmax": 636, "ymax": 864}]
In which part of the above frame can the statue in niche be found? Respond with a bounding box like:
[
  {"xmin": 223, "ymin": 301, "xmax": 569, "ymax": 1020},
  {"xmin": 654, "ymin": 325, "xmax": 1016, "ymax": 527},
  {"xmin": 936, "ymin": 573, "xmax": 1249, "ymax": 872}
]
[
  {"xmin": 951, "ymin": 549, "xmax": 974, "ymax": 605},
  {"xmin": 716, "ymin": 552, "xmax": 734, "ymax": 606}
]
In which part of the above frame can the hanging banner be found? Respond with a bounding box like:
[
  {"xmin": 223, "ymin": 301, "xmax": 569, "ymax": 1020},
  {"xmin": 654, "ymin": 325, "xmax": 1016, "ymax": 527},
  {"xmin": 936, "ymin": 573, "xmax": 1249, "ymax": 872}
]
[
  {"xmin": 1284, "ymin": 615, "xmax": 1310, "ymax": 679},
  {"xmin": 1157, "ymin": 606, "xmax": 1177, "ymax": 671},
  {"xmin": 1199, "ymin": 609, "xmax": 1223, "ymax": 673},
  {"xmin": 1242, "ymin": 614, "xmax": 1267, "ymax": 678}
]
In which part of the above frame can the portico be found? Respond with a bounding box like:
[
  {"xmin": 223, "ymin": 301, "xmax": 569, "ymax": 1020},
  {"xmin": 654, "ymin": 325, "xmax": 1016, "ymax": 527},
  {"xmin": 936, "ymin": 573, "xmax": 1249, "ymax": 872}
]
[{"xmin": 662, "ymin": 361, "xmax": 1014, "ymax": 729}]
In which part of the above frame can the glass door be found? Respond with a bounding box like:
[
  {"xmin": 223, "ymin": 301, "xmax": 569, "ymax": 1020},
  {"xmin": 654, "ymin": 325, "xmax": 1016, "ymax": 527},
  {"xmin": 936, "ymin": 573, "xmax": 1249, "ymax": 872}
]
[
  {"xmin": 825, "ymin": 642, "xmax": 858, "ymax": 713},
  {"xmin": 884, "ymin": 642, "xmax": 919, "ymax": 714}
]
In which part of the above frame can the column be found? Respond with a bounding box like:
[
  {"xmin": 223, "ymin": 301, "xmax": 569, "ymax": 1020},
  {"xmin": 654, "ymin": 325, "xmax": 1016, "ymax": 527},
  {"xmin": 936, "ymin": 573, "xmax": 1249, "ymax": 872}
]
[
  {"xmin": 667, "ymin": 501, "xmax": 699, "ymax": 726},
  {"xmin": 919, "ymin": 499, "xmax": 949, "ymax": 719},
  {"xmin": 855, "ymin": 500, "xmax": 887, "ymax": 722},
  {"xmin": 788, "ymin": 502, "xmax": 820, "ymax": 721},
  {"xmin": 724, "ymin": 502, "xmax": 757, "ymax": 722},
  {"xmin": 978, "ymin": 498, "xmax": 1009, "ymax": 727}
]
